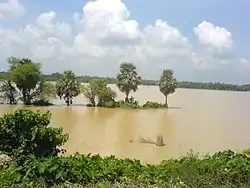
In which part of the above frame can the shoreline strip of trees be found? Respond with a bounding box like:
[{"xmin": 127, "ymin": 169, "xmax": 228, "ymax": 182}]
[
  {"xmin": 0, "ymin": 72, "xmax": 249, "ymax": 92},
  {"xmin": 0, "ymin": 57, "xmax": 177, "ymax": 108},
  {"xmin": 0, "ymin": 56, "xmax": 249, "ymax": 108}
]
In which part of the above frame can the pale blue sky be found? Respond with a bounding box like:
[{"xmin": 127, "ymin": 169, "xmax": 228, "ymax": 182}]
[{"xmin": 0, "ymin": 0, "xmax": 249, "ymax": 83}]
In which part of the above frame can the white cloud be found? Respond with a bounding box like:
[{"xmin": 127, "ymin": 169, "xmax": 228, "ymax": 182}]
[
  {"xmin": 194, "ymin": 21, "xmax": 233, "ymax": 53},
  {"xmin": 240, "ymin": 58, "xmax": 250, "ymax": 69},
  {"xmin": 142, "ymin": 19, "xmax": 190, "ymax": 59},
  {"xmin": 36, "ymin": 12, "xmax": 72, "ymax": 39},
  {"xmin": 0, "ymin": 0, "xmax": 249, "ymax": 83},
  {"xmin": 75, "ymin": 0, "xmax": 142, "ymax": 46},
  {"xmin": 0, "ymin": 0, "xmax": 25, "ymax": 20}
]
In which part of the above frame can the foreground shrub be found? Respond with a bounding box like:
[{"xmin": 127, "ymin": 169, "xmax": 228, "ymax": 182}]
[
  {"xmin": 1, "ymin": 150, "xmax": 250, "ymax": 187},
  {"xmin": 0, "ymin": 109, "xmax": 68, "ymax": 160},
  {"xmin": 142, "ymin": 101, "xmax": 167, "ymax": 109}
]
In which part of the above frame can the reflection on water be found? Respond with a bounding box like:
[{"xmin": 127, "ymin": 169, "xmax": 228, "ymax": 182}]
[{"xmin": 0, "ymin": 86, "xmax": 250, "ymax": 164}]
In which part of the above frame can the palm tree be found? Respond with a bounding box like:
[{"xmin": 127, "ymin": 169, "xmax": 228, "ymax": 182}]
[
  {"xmin": 55, "ymin": 70, "xmax": 81, "ymax": 106},
  {"xmin": 116, "ymin": 62, "xmax": 141, "ymax": 102},
  {"xmin": 158, "ymin": 69, "xmax": 177, "ymax": 107}
]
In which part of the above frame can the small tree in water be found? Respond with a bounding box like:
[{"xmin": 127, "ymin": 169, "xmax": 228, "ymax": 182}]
[
  {"xmin": 82, "ymin": 79, "xmax": 116, "ymax": 107},
  {"xmin": 158, "ymin": 69, "xmax": 177, "ymax": 107},
  {"xmin": 33, "ymin": 81, "xmax": 57, "ymax": 105},
  {"xmin": 0, "ymin": 80, "xmax": 18, "ymax": 104},
  {"xmin": 56, "ymin": 70, "xmax": 81, "ymax": 106},
  {"xmin": 116, "ymin": 63, "xmax": 141, "ymax": 102},
  {"xmin": 10, "ymin": 58, "xmax": 41, "ymax": 105}
]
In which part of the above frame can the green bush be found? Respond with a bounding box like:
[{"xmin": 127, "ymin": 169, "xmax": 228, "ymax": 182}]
[
  {"xmin": 142, "ymin": 101, "xmax": 167, "ymax": 109},
  {"xmin": 1, "ymin": 150, "xmax": 250, "ymax": 187},
  {"xmin": 116, "ymin": 97, "xmax": 140, "ymax": 109},
  {"xmin": 101, "ymin": 97, "xmax": 141, "ymax": 109},
  {"xmin": 32, "ymin": 99, "xmax": 54, "ymax": 106},
  {"xmin": 0, "ymin": 109, "xmax": 68, "ymax": 160}
]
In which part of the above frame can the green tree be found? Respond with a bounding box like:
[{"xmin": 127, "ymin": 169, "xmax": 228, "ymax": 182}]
[
  {"xmin": 158, "ymin": 69, "xmax": 177, "ymax": 107},
  {"xmin": 33, "ymin": 81, "xmax": 57, "ymax": 105},
  {"xmin": 7, "ymin": 57, "xmax": 34, "ymax": 70},
  {"xmin": 82, "ymin": 79, "xmax": 116, "ymax": 107},
  {"xmin": 10, "ymin": 58, "xmax": 41, "ymax": 105},
  {"xmin": 116, "ymin": 63, "xmax": 141, "ymax": 102},
  {"xmin": 56, "ymin": 70, "xmax": 81, "ymax": 106},
  {"xmin": 0, "ymin": 109, "xmax": 68, "ymax": 159},
  {"xmin": 82, "ymin": 85, "xmax": 96, "ymax": 107},
  {"xmin": 0, "ymin": 80, "xmax": 18, "ymax": 104}
]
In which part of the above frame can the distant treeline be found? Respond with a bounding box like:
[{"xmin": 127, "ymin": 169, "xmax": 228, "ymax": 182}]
[{"xmin": 0, "ymin": 71, "xmax": 249, "ymax": 92}]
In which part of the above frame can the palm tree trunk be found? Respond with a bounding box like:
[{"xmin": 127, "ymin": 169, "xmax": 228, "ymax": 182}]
[
  {"xmin": 125, "ymin": 92, "xmax": 129, "ymax": 102},
  {"xmin": 165, "ymin": 95, "xmax": 168, "ymax": 107},
  {"xmin": 66, "ymin": 96, "xmax": 70, "ymax": 106}
]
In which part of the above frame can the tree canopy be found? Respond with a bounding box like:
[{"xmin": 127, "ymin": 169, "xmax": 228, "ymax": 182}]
[
  {"xmin": 56, "ymin": 70, "xmax": 81, "ymax": 106},
  {"xmin": 82, "ymin": 79, "xmax": 116, "ymax": 107},
  {"xmin": 158, "ymin": 69, "xmax": 177, "ymax": 107},
  {"xmin": 116, "ymin": 63, "xmax": 141, "ymax": 102}
]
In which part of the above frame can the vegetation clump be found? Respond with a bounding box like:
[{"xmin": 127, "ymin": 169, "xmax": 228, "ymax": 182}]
[
  {"xmin": 0, "ymin": 57, "xmax": 57, "ymax": 106},
  {"xmin": 0, "ymin": 57, "xmax": 177, "ymax": 109},
  {"xmin": 33, "ymin": 81, "xmax": 57, "ymax": 106},
  {"xmin": 1, "ymin": 149, "xmax": 250, "ymax": 187},
  {"xmin": 142, "ymin": 101, "xmax": 167, "ymax": 109},
  {"xmin": 82, "ymin": 79, "xmax": 116, "ymax": 107},
  {"xmin": 0, "ymin": 109, "xmax": 68, "ymax": 161}
]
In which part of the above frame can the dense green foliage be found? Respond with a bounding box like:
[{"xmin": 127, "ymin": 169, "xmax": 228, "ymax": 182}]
[
  {"xmin": 97, "ymin": 98, "xmax": 172, "ymax": 109},
  {"xmin": 158, "ymin": 69, "xmax": 177, "ymax": 107},
  {"xmin": 0, "ymin": 57, "xmax": 56, "ymax": 106},
  {"xmin": 116, "ymin": 63, "xmax": 141, "ymax": 102},
  {"xmin": 0, "ymin": 109, "xmax": 68, "ymax": 160},
  {"xmin": 114, "ymin": 97, "xmax": 140, "ymax": 109},
  {"xmin": 1, "ymin": 150, "xmax": 250, "ymax": 187},
  {"xmin": 10, "ymin": 58, "xmax": 41, "ymax": 105},
  {"xmin": 33, "ymin": 81, "xmax": 57, "ymax": 106},
  {"xmin": 56, "ymin": 70, "xmax": 81, "ymax": 106},
  {"xmin": 82, "ymin": 79, "xmax": 116, "ymax": 107},
  {"xmin": 142, "ymin": 101, "xmax": 167, "ymax": 109}
]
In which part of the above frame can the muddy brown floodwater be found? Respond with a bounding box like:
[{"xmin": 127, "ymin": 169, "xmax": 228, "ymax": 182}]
[{"xmin": 0, "ymin": 85, "xmax": 250, "ymax": 164}]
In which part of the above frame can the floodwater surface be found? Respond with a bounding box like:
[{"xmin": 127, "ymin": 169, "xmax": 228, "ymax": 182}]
[{"xmin": 0, "ymin": 85, "xmax": 250, "ymax": 164}]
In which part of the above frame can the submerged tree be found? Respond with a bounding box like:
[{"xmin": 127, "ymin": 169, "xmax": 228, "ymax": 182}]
[
  {"xmin": 116, "ymin": 62, "xmax": 141, "ymax": 102},
  {"xmin": 158, "ymin": 69, "xmax": 177, "ymax": 107},
  {"xmin": 82, "ymin": 85, "xmax": 96, "ymax": 107},
  {"xmin": 10, "ymin": 58, "xmax": 41, "ymax": 105},
  {"xmin": 33, "ymin": 81, "xmax": 57, "ymax": 105},
  {"xmin": 56, "ymin": 70, "xmax": 81, "ymax": 106},
  {"xmin": 0, "ymin": 80, "xmax": 18, "ymax": 104},
  {"xmin": 82, "ymin": 79, "xmax": 116, "ymax": 107}
]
